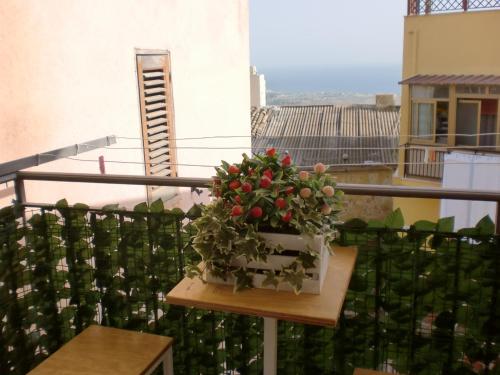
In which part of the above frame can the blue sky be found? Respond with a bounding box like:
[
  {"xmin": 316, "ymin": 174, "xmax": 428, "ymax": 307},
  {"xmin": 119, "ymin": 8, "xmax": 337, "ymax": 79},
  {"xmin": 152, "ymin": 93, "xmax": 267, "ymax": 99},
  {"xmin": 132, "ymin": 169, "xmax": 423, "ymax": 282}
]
[{"xmin": 250, "ymin": 0, "xmax": 406, "ymax": 69}]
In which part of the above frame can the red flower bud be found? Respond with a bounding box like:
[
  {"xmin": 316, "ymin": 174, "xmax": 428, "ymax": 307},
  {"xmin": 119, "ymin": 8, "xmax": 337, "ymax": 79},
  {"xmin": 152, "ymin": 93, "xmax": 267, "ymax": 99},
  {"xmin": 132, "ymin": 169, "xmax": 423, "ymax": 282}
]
[
  {"xmin": 281, "ymin": 154, "xmax": 292, "ymax": 167},
  {"xmin": 229, "ymin": 180, "xmax": 241, "ymax": 190},
  {"xmin": 266, "ymin": 148, "xmax": 276, "ymax": 157},
  {"xmin": 260, "ymin": 176, "xmax": 272, "ymax": 189},
  {"xmin": 285, "ymin": 186, "xmax": 295, "ymax": 195},
  {"xmin": 231, "ymin": 205, "xmax": 243, "ymax": 217},
  {"xmin": 248, "ymin": 168, "xmax": 255, "ymax": 176},
  {"xmin": 250, "ymin": 206, "xmax": 263, "ymax": 218},
  {"xmin": 263, "ymin": 168, "xmax": 273, "ymax": 180},
  {"xmin": 281, "ymin": 211, "xmax": 292, "ymax": 223},
  {"xmin": 234, "ymin": 195, "xmax": 242, "ymax": 204},
  {"xmin": 275, "ymin": 197, "xmax": 287, "ymax": 210},
  {"xmin": 228, "ymin": 165, "xmax": 240, "ymax": 174},
  {"xmin": 241, "ymin": 182, "xmax": 253, "ymax": 193}
]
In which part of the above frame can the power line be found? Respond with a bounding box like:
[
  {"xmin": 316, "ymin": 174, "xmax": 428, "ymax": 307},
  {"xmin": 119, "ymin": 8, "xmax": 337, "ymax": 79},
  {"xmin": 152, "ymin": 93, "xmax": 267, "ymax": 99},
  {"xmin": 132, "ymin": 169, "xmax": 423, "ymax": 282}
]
[{"xmin": 63, "ymin": 156, "xmax": 500, "ymax": 169}]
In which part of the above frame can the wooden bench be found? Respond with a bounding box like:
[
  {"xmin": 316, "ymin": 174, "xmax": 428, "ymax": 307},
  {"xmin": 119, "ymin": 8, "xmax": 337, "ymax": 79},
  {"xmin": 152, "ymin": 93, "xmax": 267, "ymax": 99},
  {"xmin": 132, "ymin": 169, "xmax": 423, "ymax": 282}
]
[
  {"xmin": 28, "ymin": 325, "xmax": 174, "ymax": 375},
  {"xmin": 354, "ymin": 369, "xmax": 393, "ymax": 375}
]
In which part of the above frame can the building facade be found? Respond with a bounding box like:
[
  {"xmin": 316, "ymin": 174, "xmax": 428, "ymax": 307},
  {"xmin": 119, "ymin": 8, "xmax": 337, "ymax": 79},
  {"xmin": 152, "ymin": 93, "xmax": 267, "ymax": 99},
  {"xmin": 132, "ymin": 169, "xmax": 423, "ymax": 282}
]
[
  {"xmin": 0, "ymin": 0, "xmax": 251, "ymax": 208},
  {"xmin": 395, "ymin": 2, "xmax": 500, "ymax": 225}
]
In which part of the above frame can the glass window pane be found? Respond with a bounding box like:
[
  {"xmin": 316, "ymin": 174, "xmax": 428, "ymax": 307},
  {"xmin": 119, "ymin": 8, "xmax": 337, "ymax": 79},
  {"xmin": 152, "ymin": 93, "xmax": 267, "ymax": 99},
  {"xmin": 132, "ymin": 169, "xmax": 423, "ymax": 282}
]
[
  {"xmin": 411, "ymin": 85, "xmax": 449, "ymax": 99},
  {"xmin": 412, "ymin": 103, "xmax": 434, "ymax": 140},
  {"xmin": 456, "ymin": 85, "xmax": 486, "ymax": 94},
  {"xmin": 489, "ymin": 86, "xmax": 500, "ymax": 94},
  {"xmin": 456, "ymin": 101, "xmax": 479, "ymax": 146},
  {"xmin": 436, "ymin": 102, "xmax": 449, "ymax": 144}
]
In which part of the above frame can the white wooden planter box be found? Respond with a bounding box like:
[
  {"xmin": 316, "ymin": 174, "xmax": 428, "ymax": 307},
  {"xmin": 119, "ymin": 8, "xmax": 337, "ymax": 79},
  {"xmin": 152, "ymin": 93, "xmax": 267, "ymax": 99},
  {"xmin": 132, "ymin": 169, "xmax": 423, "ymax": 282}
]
[{"xmin": 205, "ymin": 232, "xmax": 330, "ymax": 294}]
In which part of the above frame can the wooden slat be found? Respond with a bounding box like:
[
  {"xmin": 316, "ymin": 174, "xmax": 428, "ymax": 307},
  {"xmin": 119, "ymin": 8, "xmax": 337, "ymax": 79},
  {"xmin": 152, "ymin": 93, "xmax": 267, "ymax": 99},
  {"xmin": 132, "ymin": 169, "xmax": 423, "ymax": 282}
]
[
  {"xmin": 146, "ymin": 110, "xmax": 167, "ymax": 120},
  {"xmin": 147, "ymin": 125, "xmax": 168, "ymax": 136},
  {"xmin": 166, "ymin": 246, "xmax": 357, "ymax": 327},
  {"xmin": 149, "ymin": 146, "xmax": 169, "ymax": 159},
  {"xmin": 147, "ymin": 117, "xmax": 168, "ymax": 128},
  {"xmin": 149, "ymin": 132, "xmax": 169, "ymax": 142},
  {"xmin": 28, "ymin": 325, "xmax": 173, "ymax": 375},
  {"xmin": 149, "ymin": 139, "xmax": 168, "ymax": 150},
  {"xmin": 144, "ymin": 87, "xmax": 166, "ymax": 96},
  {"xmin": 150, "ymin": 154, "xmax": 170, "ymax": 165},
  {"xmin": 145, "ymin": 95, "xmax": 166, "ymax": 104},
  {"xmin": 143, "ymin": 79, "xmax": 165, "ymax": 87},
  {"xmin": 145, "ymin": 102, "xmax": 166, "ymax": 112},
  {"xmin": 143, "ymin": 71, "xmax": 164, "ymax": 79}
]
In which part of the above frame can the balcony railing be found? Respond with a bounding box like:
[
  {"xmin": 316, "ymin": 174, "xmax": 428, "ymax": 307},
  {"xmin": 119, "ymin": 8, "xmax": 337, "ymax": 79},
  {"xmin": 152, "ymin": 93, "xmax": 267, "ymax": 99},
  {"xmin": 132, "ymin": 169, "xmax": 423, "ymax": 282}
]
[
  {"xmin": 408, "ymin": 0, "xmax": 500, "ymax": 15},
  {"xmin": 1, "ymin": 171, "xmax": 500, "ymax": 374},
  {"xmin": 405, "ymin": 147, "xmax": 446, "ymax": 180}
]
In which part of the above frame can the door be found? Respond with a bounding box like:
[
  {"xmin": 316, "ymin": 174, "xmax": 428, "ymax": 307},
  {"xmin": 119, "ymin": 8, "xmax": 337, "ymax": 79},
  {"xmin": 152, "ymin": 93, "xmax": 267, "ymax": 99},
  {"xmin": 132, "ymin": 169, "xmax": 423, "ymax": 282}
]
[{"xmin": 455, "ymin": 100, "xmax": 481, "ymax": 146}]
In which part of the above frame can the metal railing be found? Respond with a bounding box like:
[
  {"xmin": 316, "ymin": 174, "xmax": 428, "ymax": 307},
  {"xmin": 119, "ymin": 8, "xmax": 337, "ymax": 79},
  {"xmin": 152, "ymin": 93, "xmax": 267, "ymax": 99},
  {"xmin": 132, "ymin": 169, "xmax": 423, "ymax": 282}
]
[
  {"xmin": 405, "ymin": 147, "xmax": 446, "ymax": 180},
  {"xmin": 7, "ymin": 170, "xmax": 500, "ymax": 233},
  {"xmin": 408, "ymin": 0, "xmax": 500, "ymax": 15}
]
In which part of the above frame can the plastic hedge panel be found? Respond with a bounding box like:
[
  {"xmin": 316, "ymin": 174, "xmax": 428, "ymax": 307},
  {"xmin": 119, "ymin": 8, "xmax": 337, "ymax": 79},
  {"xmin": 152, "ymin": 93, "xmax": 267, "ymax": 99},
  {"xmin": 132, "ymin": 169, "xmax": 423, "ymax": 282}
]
[
  {"xmin": 1, "ymin": 202, "xmax": 499, "ymax": 375},
  {"xmin": 0, "ymin": 201, "xmax": 262, "ymax": 375},
  {"xmin": 333, "ymin": 212, "xmax": 500, "ymax": 375}
]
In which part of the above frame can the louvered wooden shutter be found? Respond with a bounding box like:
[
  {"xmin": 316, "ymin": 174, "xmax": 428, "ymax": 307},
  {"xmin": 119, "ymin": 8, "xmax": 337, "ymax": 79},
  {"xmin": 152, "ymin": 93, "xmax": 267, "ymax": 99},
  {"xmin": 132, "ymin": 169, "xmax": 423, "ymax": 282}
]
[{"xmin": 136, "ymin": 53, "xmax": 177, "ymax": 187}]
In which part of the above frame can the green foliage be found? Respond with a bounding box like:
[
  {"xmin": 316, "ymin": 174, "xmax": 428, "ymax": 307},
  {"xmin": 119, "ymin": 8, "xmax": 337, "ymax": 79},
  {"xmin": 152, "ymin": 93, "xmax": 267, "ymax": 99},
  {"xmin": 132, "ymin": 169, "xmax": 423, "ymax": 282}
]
[
  {"xmin": 1, "ymin": 201, "xmax": 498, "ymax": 375},
  {"xmin": 334, "ymin": 210, "xmax": 500, "ymax": 375}
]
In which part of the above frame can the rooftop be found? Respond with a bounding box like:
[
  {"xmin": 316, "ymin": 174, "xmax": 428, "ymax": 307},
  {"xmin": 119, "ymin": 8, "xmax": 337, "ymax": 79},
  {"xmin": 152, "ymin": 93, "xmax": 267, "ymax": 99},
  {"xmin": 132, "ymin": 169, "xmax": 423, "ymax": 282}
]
[{"xmin": 251, "ymin": 104, "xmax": 400, "ymax": 168}]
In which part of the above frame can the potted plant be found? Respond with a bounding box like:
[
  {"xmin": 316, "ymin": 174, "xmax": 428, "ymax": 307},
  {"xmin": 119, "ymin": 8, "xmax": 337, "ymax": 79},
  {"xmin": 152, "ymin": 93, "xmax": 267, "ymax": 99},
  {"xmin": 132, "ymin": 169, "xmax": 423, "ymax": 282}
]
[{"xmin": 187, "ymin": 149, "xmax": 342, "ymax": 294}]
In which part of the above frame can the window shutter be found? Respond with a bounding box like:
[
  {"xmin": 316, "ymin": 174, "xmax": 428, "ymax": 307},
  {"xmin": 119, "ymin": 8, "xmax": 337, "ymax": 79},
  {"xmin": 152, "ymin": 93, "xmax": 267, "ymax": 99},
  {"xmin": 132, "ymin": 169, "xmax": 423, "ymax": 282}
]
[{"xmin": 136, "ymin": 53, "xmax": 177, "ymax": 186}]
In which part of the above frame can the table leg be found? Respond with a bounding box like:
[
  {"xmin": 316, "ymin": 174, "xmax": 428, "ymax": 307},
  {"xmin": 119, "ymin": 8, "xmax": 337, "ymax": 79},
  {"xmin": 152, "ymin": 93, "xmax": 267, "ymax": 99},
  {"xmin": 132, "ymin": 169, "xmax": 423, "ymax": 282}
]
[
  {"xmin": 163, "ymin": 346, "xmax": 174, "ymax": 375},
  {"xmin": 263, "ymin": 317, "xmax": 277, "ymax": 375}
]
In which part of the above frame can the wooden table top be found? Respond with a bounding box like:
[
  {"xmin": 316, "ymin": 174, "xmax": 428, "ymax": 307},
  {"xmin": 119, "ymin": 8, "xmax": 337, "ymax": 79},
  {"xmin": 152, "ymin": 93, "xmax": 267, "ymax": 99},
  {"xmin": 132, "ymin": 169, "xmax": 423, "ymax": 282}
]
[
  {"xmin": 28, "ymin": 325, "xmax": 173, "ymax": 375},
  {"xmin": 166, "ymin": 246, "xmax": 357, "ymax": 327}
]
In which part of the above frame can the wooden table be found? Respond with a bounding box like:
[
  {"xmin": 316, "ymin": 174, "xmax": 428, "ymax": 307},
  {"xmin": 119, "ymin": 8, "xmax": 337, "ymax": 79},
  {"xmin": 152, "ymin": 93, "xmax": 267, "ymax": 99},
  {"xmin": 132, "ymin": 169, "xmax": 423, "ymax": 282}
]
[
  {"xmin": 166, "ymin": 246, "xmax": 357, "ymax": 375},
  {"xmin": 28, "ymin": 325, "xmax": 174, "ymax": 375}
]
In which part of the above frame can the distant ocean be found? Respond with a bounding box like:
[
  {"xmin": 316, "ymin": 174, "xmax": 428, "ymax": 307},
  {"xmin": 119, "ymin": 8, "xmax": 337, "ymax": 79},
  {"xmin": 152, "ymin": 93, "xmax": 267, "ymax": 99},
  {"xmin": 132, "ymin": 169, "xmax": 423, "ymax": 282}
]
[{"xmin": 259, "ymin": 65, "xmax": 402, "ymax": 106}]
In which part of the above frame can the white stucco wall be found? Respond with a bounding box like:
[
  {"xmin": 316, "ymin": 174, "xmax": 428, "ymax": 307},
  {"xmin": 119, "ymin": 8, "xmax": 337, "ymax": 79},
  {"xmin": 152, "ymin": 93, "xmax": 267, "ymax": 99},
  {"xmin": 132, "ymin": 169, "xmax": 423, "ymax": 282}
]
[{"xmin": 0, "ymin": 0, "xmax": 251, "ymax": 208}]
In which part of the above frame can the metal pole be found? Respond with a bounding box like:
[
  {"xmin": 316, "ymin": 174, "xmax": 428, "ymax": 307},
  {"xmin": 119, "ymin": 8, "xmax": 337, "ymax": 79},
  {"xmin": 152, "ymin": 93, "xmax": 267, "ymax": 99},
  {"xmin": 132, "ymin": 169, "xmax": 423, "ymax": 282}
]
[{"xmin": 14, "ymin": 178, "xmax": 26, "ymax": 205}]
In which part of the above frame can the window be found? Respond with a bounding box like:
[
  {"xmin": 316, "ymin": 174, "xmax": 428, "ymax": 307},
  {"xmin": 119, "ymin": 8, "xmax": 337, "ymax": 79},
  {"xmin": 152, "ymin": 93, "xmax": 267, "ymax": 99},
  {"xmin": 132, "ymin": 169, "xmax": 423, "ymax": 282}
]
[
  {"xmin": 456, "ymin": 85, "xmax": 487, "ymax": 95},
  {"xmin": 410, "ymin": 85, "xmax": 449, "ymax": 143},
  {"xmin": 490, "ymin": 86, "xmax": 500, "ymax": 95},
  {"xmin": 136, "ymin": 52, "xmax": 177, "ymax": 178}
]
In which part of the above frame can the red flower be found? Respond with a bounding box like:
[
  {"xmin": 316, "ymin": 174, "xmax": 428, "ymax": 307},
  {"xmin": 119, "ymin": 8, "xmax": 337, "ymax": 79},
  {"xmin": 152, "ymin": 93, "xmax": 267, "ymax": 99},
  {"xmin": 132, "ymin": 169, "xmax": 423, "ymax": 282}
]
[
  {"xmin": 285, "ymin": 186, "xmax": 294, "ymax": 195},
  {"xmin": 281, "ymin": 154, "xmax": 291, "ymax": 167},
  {"xmin": 260, "ymin": 176, "xmax": 272, "ymax": 189},
  {"xmin": 275, "ymin": 197, "xmax": 287, "ymax": 210},
  {"xmin": 229, "ymin": 180, "xmax": 241, "ymax": 190},
  {"xmin": 248, "ymin": 168, "xmax": 255, "ymax": 176},
  {"xmin": 231, "ymin": 205, "xmax": 243, "ymax": 217},
  {"xmin": 281, "ymin": 211, "xmax": 292, "ymax": 223},
  {"xmin": 266, "ymin": 148, "xmax": 276, "ymax": 157},
  {"xmin": 250, "ymin": 206, "xmax": 263, "ymax": 218},
  {"xmin": 228, "ymin": 165, "xmax": 240, "ymax": 174},
  {"xmin": 234, "ymin": 195, "xmax": 242, "ymax": 204},
  {"xmin": 263, "ymin": 168, "xmax": 273, "ymax": 180},
  {"xmin": 241, "ymin": 182, "xmax": 253, "ymax": 193}
]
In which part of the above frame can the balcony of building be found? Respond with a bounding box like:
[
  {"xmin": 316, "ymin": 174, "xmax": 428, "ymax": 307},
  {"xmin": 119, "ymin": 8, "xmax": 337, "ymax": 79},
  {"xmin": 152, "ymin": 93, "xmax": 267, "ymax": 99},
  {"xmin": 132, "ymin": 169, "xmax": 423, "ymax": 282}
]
[
  {"xmin": 408, "ymin": 0, "xmax": 500, "ymax": 15},
  {"xmin": 1, "ymin": 171, "xmax": 499, "ymax": 375}
]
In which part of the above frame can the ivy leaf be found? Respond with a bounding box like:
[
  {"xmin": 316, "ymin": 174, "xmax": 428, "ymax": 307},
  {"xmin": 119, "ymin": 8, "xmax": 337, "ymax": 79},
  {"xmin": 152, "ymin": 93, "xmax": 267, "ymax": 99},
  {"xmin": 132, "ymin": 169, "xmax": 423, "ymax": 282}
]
[
  {"xmin": 475, "ymin": 215, "xmax": 495, "ymax": 235},
  {"xmin": 413, "ymin": 220, "xmax": 436, "ymax": 232},
  {"xmin": 384, "ymin": 208, "xmax": 404, "ymax": 229},
  {"xmin": 185, "ymin": 264, "xmax": 203, "ymax": 279},
  {"xmin": 437, "ymin": 216, "xmax": 454, "ymax": 232},
  {"xmin": 55, "ymin": 199, "xmax": 68, "ymax": 209},
  {"xmin": 186, "ymin": 204, "xmax": 203, "ymax": 220},
  {"xmin": 149, "ymin": 198, "xmax": 164, "ymax": 213},
  {"xmin": 297, "ymin": 250, "xmax": 318, "ymax": 269},
  {"xmin": 133, "ymin": 202, "xmax": 149, "ymax": 213},
  {"xmin": 233, "ymin": 268, "xmax": 253, "ymax": 293},
  {"xmin": 261, "ymin": 270, "xmax": 279, "ymax": 289},
  {"xmin": 281, "ymin": 265, "xmax": 305, "ymax": 294}
]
